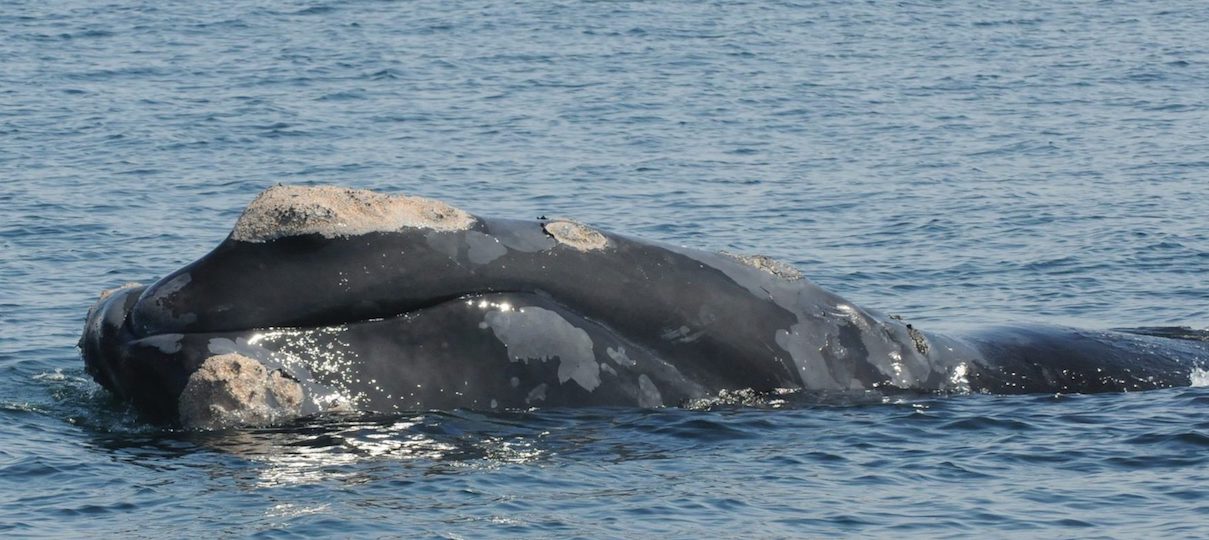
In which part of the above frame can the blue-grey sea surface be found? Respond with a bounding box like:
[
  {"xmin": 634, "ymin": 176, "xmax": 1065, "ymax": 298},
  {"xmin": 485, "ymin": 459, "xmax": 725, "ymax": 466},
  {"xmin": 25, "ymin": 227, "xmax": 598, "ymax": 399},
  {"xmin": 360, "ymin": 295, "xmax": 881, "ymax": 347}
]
[{"xmin": 2, "ymin": 1, "xmax": 1207, "ymax": 537}]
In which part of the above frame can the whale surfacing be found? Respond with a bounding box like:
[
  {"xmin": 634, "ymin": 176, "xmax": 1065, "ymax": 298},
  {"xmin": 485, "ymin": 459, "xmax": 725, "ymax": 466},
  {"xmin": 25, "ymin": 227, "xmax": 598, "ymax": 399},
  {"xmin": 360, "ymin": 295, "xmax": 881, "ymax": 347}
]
[{"xmin": 80, "ymin": 185, "xmax": 1209, "ymax": 428}]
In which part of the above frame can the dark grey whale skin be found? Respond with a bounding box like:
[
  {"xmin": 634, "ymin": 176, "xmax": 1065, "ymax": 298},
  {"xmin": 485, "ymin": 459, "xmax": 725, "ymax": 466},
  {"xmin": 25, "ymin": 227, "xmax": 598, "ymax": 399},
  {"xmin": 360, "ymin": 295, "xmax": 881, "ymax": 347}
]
[{"xmin": 81, "ymin": 215, "xmax": 1207, "ymax": 425}]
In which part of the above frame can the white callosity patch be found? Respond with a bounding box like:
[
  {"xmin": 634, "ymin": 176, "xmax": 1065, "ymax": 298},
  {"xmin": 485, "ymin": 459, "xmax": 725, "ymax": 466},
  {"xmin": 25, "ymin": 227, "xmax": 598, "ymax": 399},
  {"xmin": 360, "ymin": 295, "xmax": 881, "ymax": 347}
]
[
  {"xmin": 484, "ymin": 306, "xmax": 601, "ymax": 392},
  {"xmin": 178, "ymin": 353, "xmax": 303, "ymax": 430},
  {"xmin": 97, "ymin": 282, "xmax": 143, "ymax": 302},
  {"xmin": 203, "ymin": 334, "xmax": 352, "ymax": 415},
  {"xmin": 720, "ymin": 251, "xmax": 804, "ymax": 281},
  {"xmin": 541, "ymin": 219, "xmax": 609, "ymax": 251},
  {"xmin": 239, "ymin": 328, "xmax": 359, "ymax": 412},
  {"xmin": 231, "ymin": 184, "xmax": 475, "ymax": 242}
]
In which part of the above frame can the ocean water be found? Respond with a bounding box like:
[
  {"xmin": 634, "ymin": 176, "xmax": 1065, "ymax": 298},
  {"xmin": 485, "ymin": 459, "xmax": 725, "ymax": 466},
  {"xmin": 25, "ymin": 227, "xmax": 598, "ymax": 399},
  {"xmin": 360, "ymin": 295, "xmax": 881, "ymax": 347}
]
[{"xmin": 2, "ymin": 0, "xmax": 1207, "ymax": 537}]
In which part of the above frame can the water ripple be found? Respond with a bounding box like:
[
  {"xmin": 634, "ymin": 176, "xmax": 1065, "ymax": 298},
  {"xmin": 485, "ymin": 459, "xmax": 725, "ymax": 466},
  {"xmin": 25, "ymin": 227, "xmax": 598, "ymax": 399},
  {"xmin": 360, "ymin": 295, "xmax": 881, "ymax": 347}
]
[{"xmin": 4, "ymin": 0, "xmax": 1209, "ymax": 537}]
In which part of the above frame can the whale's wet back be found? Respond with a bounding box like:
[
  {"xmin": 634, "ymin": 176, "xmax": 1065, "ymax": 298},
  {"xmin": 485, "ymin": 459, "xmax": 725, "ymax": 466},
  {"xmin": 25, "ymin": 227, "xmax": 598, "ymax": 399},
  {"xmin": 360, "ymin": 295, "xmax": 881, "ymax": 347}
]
[{"xmin": 81, "ymin": 185, "xmax": 1209, "ymax": 428}]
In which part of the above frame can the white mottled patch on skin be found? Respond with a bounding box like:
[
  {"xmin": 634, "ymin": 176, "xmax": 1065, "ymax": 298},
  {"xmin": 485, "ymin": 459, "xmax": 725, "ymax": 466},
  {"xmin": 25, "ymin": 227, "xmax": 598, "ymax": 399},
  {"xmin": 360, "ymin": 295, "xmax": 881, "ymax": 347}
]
[
  {"xmin": 485, "ymin": 307, "xmax": 601, "ymax": 392},
  {"xmin": 139, "ymin": 333, "xmax": 183, "ymax": 354},
  {"xmin": 465, "ymin": 230, "xmax": 508, "ymax": 264},
  {"xmin": 147, "ymin": 273, "xmax": 197, "ymax": 325},
  {"xmin": 424, "ymin": 231, "xmax": 461, "ymax": 259},
  {"xmin": 154, "ymin": 273, "xmax": 190, "ymax": 298},
  {"xmin": 178, "ymin": 353, "xmax": 303, "ymax": 430},
  {"xmin": 606, "ymin": 346, "xmax": 636, "ymax": 367},
  {"xmin": 494, "ymin": 225, "xmax": 556, "ymax": 252},
  {"xmin": 85, "ymin": 284, "xmax": 144, "ymax": 339},
  {"xmin": 541, "ymin": 219, "xmax": 609, "ymax": 251},
  {"xmin": 669, "ymin": 239, "xmax": 977, "ymax": 394},
  {"xmin": 525, "ymin": 383, "xmax": 548, "ymax": 404},
  {"xmin": 207, "ymin": 337, "xmax": 241, "ymax": 356},
  {"xmin": 231, "ymin": 184, "xmax": 475, "ymax": 242},
  {"xmin": 661, "ymin": 325, "xmax": 705, "ymax": 344},
  {"xmin": 856, "ymin": 316, "xmax": 936, "ymax": 389},
  {"xmin": 637, "ymin": 374, "xmax": 663, "ymax": 407},
  {"xmin": 776, "ymin": 323, "xmax": 840, "ymax": 388}
]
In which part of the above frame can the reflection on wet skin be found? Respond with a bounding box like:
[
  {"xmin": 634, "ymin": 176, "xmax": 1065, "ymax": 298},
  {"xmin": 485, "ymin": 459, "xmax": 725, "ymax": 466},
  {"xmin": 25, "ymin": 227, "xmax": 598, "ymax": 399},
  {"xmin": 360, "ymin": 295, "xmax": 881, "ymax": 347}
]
[{"xmin": 81, "ymin": 185, "xmax": 1209, "ymax": 432}]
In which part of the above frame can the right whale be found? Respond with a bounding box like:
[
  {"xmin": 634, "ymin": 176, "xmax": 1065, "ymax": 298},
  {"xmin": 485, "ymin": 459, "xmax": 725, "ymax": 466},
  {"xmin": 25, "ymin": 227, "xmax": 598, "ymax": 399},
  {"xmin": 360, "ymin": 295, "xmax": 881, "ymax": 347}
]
[{"xmin": 80, "ymin": 185, "xmax": 1208, "ymax": 428}]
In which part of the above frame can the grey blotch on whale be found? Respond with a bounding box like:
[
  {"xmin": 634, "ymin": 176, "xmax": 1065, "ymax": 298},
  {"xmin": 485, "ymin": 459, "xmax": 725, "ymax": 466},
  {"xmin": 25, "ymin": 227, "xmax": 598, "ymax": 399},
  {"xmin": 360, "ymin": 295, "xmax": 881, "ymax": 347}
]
[{"xmin": 79, "ymin": 184, "xmax": 1209, "ymax": 429}]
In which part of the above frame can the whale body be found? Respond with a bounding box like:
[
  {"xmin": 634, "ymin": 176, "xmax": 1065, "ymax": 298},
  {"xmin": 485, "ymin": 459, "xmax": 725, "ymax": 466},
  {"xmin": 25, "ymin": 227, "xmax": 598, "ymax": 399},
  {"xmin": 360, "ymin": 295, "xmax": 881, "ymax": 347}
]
[{"xmin": 80, "ymin": 185, "xmax": 1208, "ymax": 428}]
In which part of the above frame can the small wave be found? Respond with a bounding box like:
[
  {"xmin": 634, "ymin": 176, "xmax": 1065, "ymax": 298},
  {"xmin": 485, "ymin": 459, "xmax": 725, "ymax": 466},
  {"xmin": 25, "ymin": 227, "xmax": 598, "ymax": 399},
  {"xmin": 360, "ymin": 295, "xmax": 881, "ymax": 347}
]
[
  {"xmin": 1125, "ymin": 431, "xmax": 1209, "ymax": 448},
  {"xmin": 684, "ymin": 387, "xmax": 799, "ymax": 409},
  {"xmin": 1190, "ymin": 368, "xmax": 1209, "ymax": 387},
  {"xmin": 684, "ymin": 387, "xmax": 898, "ymax": 410},
  {"xmin": 291, "ymin": 6, "xmax": 335, "ymax": 16},
  {"xmin": 1, "ymin": 401, "xmax": 44, "ymax": 413},
  {"xmin": 24, "ymin": 368, "xmax": 150, "ymax": 434},
  {"xmin": 32, "ymin": 369, "xmax": 75, "ymax": 382},
  {"xmin": 940, "ymin": 416, "xmax": 1036, "ymax": 431}
]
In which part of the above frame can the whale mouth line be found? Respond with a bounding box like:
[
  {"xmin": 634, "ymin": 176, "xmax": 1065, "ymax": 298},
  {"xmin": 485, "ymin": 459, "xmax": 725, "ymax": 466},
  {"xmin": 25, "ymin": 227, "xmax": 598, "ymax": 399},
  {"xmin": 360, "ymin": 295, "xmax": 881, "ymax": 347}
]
[
  {"xmin": 132, "ymin": 289, "xmax": 553, "ymax": 344},
  {"xmin": 141, "ymin": 288, "xmax": 546, "ymax": 339},
  {"xmin": 352, "ymin": 288, "xmax": 545, "ymax": 325},
  {"xmin": 86, "ymin": 287, "xmax": 563, "ymax": 423}
]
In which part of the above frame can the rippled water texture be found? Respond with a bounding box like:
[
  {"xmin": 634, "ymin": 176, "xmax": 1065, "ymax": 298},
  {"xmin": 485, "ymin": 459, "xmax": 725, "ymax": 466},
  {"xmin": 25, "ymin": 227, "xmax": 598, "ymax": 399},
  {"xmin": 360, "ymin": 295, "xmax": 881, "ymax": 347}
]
[{"xmin": 2, "ymin": 1, "xmax": 1207, "ymax": 537}]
